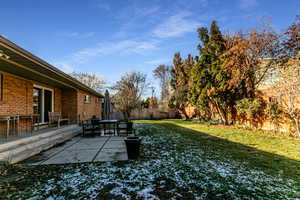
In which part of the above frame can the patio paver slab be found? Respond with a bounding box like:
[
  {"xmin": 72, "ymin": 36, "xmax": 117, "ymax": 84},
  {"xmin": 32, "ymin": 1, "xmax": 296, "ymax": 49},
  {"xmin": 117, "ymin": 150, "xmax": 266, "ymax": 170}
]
[
  {"xmin": 94, "ymin": 149, "xmax": 128, "ymax": 162},
  {"xmin": 29, "ymin": 136, "xmax": 128, "ymax": 165},
  {"xmin": 42, "ymin": 149, "xmax": 98, "ymax": 164},
  {"xmin": 103, "ymin": 140, "xmax": 126, "ymax": 149}
]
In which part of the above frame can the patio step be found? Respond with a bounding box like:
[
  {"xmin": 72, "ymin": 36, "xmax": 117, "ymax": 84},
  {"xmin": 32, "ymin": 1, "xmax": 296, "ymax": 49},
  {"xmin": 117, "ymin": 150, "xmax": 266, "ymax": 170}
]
[
  {"xmin": 3, "ymin": 131, "xmax": 77, "ymax": 164},
  {"xmin": 0, "ymin": 125, "xmax": 81, "ymax": 163}
]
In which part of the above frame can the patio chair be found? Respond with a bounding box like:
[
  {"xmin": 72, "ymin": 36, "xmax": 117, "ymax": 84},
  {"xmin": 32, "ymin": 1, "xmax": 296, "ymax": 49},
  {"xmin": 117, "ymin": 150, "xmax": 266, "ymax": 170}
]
[
  {"xmin": 48, "ymin": 112, "xmax": 69, "ymax": 128},
  {"xmin": 82, "ymin": 119, "xmax": 100, "ymax": 136},
  {"xmin": 117, "ymin": 121, "xmax": 134, "ymax": 136},
  {"xmin": 102, "ymin": 122, "xmax": 116, "ymax": 136}
]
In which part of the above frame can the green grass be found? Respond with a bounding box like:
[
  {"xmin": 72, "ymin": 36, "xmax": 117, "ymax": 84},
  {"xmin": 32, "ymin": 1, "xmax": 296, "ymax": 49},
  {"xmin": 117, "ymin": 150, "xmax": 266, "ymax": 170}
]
[
  {"xmin": 138, "ymin": 119, "xmax": 300, "ymax": 183},
  {"xmin": 0, "ymin": 120, "xmax": 299, "ymax": 199}
]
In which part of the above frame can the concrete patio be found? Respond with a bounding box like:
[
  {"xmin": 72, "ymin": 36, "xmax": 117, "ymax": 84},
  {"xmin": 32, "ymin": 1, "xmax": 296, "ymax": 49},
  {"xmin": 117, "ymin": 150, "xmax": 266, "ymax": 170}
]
[{"xmin": 29, "ymin": 136, "xmax": 128, "ymax": 165}]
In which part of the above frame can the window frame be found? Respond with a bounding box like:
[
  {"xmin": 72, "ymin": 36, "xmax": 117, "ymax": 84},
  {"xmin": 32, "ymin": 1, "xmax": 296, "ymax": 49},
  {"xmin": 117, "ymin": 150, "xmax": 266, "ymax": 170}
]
[
  {"xmin": 33, "ymin": 85, "xmax": 54, "ymax": 124},
  {"xmin": 84, "ymin": 95, "xmax": 90, "ymax": 104}
]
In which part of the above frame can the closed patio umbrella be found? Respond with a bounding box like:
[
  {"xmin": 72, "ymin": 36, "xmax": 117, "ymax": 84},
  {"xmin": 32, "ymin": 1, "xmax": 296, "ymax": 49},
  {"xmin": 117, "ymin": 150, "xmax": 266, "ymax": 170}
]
[{"xmin": 103, "ymin": 90, "xmax": 111, "ymax": 120}]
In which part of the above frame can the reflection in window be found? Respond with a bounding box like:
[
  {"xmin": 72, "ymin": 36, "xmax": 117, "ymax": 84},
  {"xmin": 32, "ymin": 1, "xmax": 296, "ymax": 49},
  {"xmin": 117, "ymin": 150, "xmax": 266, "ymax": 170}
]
[
  {"xmin": 33, "ymin": 88, "xmax": 42, "ymax": 121},
  {"xmin": 84, "ymin": 95, "xmax": 90, "ymax": 103}
]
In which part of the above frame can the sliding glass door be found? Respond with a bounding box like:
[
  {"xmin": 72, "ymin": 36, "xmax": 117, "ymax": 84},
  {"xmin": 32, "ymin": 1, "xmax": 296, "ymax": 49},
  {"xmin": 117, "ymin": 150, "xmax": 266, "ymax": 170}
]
[
  {"xmin": 33, "ymin": 88, "xmax": 42, "ymax": 122},
  {"xmin": 33, "ymin": 86, "xmax": 53, "ymax": 123}
]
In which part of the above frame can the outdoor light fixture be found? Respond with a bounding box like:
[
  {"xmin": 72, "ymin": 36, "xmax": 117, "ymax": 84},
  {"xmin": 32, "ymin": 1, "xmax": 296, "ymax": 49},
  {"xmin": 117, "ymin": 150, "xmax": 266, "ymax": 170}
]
[{"xmin": 0, "ymin": 50, "xmax": 10, "ymax": 59}]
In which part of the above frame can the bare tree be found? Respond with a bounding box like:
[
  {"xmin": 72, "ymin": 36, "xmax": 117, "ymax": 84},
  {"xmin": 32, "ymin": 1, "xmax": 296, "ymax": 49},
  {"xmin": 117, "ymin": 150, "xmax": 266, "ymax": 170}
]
[
  {"xmin": 70, "ymin": 72, "xmax": 106, "ymax": 93},
  {"xmin": 153, "ymin": 64, "xmax": 171, "ymax": 102},
  {"xmin": 111, "ymin": 71, "xmax": 149, "ymax": 119},
  {"xmin": 270, "ymin": 17, "xmax": 300, "ymax": 136},
  {"xmin": 222, "ymin": 22, "xmax": 281, "ymax": 98},
  {"xmin": 271, "ymin": 58, "xmax": 300, "ymax": 136}
]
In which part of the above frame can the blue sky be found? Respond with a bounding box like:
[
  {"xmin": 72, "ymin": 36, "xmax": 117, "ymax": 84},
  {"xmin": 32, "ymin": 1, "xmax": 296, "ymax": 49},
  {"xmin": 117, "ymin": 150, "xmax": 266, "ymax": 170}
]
[{"xmin": 0, "ymin": 0, "xmax": 299, "ymax": 94}]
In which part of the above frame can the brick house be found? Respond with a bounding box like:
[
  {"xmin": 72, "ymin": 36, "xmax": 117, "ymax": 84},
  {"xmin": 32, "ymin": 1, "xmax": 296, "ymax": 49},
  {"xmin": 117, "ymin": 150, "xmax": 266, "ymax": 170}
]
[{"xmin": 0, "ymin": 36, "xmax": 103, "ymax": 138}]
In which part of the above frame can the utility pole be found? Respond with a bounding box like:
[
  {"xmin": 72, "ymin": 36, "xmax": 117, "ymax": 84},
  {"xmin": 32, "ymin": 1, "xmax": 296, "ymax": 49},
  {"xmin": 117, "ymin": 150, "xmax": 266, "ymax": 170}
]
[{"xmin": 151, "ymin": 86, "xmax": 155, "ymax": 98}]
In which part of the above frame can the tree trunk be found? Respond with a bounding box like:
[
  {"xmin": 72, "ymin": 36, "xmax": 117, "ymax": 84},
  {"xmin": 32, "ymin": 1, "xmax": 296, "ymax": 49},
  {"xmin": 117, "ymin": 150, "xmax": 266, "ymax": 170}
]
[
  {"xmin": 180, "ymin": 104, "xmax": 190, "ymax": 120},
  {"xmin": 212, "ymin": 99, "xmax": 228, "ymax": 125},
  {"xmin": 294, "ymin": 118, "xmax": 300, "ymax": 137}
]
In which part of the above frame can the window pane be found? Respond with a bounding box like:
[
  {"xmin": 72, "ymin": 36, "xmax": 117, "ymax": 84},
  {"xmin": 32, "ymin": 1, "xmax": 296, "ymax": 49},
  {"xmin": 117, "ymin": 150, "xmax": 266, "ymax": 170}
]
[{"xmin": 33, "ymin": 88, "xmax": 42, "ymax": 122}]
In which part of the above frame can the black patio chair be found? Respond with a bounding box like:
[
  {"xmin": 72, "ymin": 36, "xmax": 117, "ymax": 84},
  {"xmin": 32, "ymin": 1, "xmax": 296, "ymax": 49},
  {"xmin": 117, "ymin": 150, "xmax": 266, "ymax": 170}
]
[
  {"xmin": 117, "ymin": 121, "xmax": 134, "ymax": 136},
  {"xmin": 82, "ymin": 118, "xmax": 100, "ymax": 136}
]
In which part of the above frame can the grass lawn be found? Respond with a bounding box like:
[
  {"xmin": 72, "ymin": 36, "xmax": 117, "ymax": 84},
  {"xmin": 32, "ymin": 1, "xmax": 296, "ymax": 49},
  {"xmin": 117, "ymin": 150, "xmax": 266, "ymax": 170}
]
[{"xmin": 0, "ymin": 120, "xmax": 299, "ymax": 199}]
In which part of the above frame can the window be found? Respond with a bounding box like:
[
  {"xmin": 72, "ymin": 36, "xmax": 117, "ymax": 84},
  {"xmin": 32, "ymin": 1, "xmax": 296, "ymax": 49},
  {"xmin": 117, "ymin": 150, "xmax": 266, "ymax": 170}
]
[
  {"xmin": 0, "ymin": 74, "xmax": 3, "ymax": 101},
  {"xmin": 95, "ymin": 97, "xmax": 100, "ymax": 103},
  {"xmin": 84, "ymin": 95, "xmax": 90, "ymax": 103}
]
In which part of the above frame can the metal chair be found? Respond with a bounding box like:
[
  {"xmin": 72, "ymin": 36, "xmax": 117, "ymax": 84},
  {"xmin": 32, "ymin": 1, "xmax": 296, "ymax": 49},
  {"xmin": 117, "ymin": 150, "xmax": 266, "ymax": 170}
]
[{"xmin": 117, "ymin": 121, "xmax": 133, "ymax": 136}]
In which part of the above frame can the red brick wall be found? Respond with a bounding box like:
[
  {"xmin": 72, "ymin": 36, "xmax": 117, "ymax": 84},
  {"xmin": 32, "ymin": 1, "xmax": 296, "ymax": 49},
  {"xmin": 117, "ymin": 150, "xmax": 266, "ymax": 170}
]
[
  {"xmin": 77, "ymin": 90, "xmax": 101, "ymax": 120},
  {"xmin": 0, "ymin": 73, "xmax": 65, "ymax": 137},
  {"xmin": 61, "ymin": 90, "xmax": 102, "ymax": 123},
  {"xmin": 0, "ymin": 74, "xmax": 34, "ymax": 137},
  {"xmin": 61, "ymin": 90, "xmax": 78, "ymax": 123},
  {"xmin": 0, "ymin": 74, "xmax": 33, "ymax": 115},
  {"xmin": 54, "ymin": 88, "xmax": 62, "ymax": 113},
  {"xmin": 0, "ymin": 72, "xmax": 102, "ymax": 137}
]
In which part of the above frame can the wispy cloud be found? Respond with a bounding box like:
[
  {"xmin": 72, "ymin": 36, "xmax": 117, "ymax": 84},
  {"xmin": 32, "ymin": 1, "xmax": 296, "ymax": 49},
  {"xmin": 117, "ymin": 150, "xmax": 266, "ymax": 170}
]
[
  {"xmin": 239, "ymin": 0, "xmax": 258, "ymax": 10},
  {"xmin": 56, "ymin": 39, "xmax": 159, "ymax": 66},
  {"xmin": 76, "ymin": 40, "xmax": 158, "ymax": 62},
  {"xmin": 144, "ymin": 58, "xmax": 170, "ymax": 65},
  {"xmin": 112, "ymin": 5, "xmax": 161, "ymax": 39},
  {"xmin": 152, "ymin": 12, "xmax": 200, "ymax": 38},
  {"xmin": 55, "ymin": 62, "xmax": 75, "ymax": 73},
  {"xmin": 59, "ymin": 32, "xmax": 95, "ymax": 39}
]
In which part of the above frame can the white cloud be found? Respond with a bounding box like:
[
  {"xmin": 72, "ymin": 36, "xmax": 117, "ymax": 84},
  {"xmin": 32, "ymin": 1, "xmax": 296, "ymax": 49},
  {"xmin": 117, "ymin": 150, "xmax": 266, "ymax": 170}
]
[
  {"xmin": 152, "ymin": 12, "xmax": 200, "ymax": 38},
  {"xmin": 144, "ymin": 58, "xmax": 170, "ymax": 65},
  {"xmin": 60, "ymin": 32, "xmax": 95, "ymax": 39},
  {"xmin": 56, "ymin": 63, "xmax": 75, "ymax": 73},
  {"xmin": 64, "ymin": 39, "xmax": 159, "ymax": 64},
  {"xmin": 239, "ymin": 0, "xmax": 258, "ymax": 9}
]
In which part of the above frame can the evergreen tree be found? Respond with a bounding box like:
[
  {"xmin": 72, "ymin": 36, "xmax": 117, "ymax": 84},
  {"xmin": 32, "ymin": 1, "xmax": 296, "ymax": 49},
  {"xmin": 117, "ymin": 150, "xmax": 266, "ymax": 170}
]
[
  {"xmin": 169, "ymin": 52, "xmax": 194, "ymax": 119},
  {"xmin": 189, "ymin": 21, "xmax": 235, "ymax": 124}
]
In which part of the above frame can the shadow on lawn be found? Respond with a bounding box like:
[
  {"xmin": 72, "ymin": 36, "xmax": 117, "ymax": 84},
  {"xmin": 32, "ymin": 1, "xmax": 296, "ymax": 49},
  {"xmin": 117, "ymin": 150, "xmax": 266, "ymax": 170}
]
[{"xmin": 154, "ymin": 122, "xmax": 300, "ymax": 184}]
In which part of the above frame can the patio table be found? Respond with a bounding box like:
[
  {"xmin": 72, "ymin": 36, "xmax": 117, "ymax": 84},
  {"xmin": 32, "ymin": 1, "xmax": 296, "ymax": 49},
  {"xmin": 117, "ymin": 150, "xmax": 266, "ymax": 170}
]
[{"xmin": 98, "ymin": 120, "xmax": 119, "ymax": 136}]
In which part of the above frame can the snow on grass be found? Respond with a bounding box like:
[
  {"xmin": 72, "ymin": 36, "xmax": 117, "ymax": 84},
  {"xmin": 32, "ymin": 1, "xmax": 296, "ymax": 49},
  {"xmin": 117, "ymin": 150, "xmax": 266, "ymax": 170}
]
[{"xmin": 6, "ymin": 123, "xmax": 300, "ymax": 199}]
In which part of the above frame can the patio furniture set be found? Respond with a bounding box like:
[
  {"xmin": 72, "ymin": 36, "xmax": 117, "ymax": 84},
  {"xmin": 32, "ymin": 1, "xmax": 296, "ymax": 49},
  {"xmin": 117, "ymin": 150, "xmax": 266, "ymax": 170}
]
[
  {"xmin": 82, "ymin": 118, "xmax": 134, "ymax": 137},
  {"xmin": 81, "ymin": 117, "xmax": 142, "ymax": 159},
  {"xmin": 0, "ymin": 114, "xmax": 40, "ymax": 138},
  {"xmin": 0, "ymin": 112, "xmax": 69, "ymax": 139}
]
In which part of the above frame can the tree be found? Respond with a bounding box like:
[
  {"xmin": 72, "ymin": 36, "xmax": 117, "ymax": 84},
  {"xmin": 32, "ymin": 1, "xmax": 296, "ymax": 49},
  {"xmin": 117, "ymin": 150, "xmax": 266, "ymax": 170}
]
[
  {"xmin": 281, "ymin": 16, "xmax": 300, "ymax": 58},
  {"xmin": 271, "ymin": 60, "xmax": 300, "ymax": 136},
  {"xmin": 153, "ymin": 65, "xmax": 171, "ymax": 102},
  {"xmin": 222, "ymin": 21, "xmax": 281, "ymax": 98},
  {"xmin": 70, "ymin": 72, "xmax": 106, "ymax": 93},
  {"xmin": 189, "ymin": 21, "xmax": 234, "ymax": 124},
  {"xmin": 169, "ymin": 53, "xmax": 194, "ymax": 119},
  {"xmin": 111, "ymin": 71, "xmax": 148, "ymax": 120},
  {"xmin": 268, "ymin": 16, "xmax": 300, "ymax": 136},
  {"xmin": 235, "ymin": 97, "xmax": 265, "ymax": 128}
]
